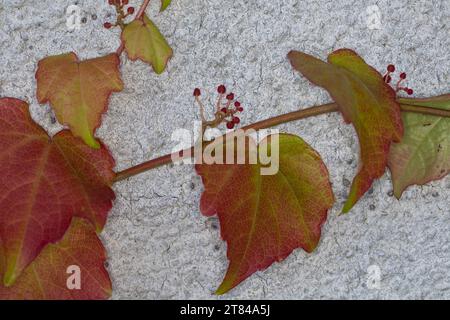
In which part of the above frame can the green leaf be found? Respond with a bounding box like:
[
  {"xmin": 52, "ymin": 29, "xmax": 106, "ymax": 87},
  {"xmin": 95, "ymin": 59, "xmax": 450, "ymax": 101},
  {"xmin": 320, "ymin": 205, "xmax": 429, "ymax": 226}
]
[
  {"xmin": 160, "ymin": 0, "xmax": 172, "ymax": 11},
  {"xmin": 36, "ymin": 53, "xmax": 124, "ymax": 148},
  {"xmin": 388, "ymin": 94, "xmax": 450, "ymax": 198},
  {"xmin": 288, "ymin": 49, "xmax": 403, "ymax": 213},
  {"xmin": 121, "ymin": 14, "xmax": 173, "ymax": 74}
]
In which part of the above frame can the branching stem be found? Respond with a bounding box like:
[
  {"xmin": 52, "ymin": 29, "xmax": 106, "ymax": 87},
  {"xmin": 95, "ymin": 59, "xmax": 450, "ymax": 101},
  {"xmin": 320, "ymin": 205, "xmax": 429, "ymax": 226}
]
[{"xmin": 113, "ymin": 102, "xmax": 450, "ymax": 183}]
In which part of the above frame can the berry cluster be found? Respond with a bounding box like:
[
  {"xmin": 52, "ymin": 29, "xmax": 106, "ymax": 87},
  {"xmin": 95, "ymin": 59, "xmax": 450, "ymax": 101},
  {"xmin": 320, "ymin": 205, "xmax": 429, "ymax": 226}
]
[
  {"xmin": 193, "ymin": 85, "xmax": 244, "ymax": 131},
  {"xmin": 104, "ymin": 0, "xmax": 135, "ymax": 30},
  {"xmin": 383, "ymin": 64, "xmax": 413, "ymax": 95}
]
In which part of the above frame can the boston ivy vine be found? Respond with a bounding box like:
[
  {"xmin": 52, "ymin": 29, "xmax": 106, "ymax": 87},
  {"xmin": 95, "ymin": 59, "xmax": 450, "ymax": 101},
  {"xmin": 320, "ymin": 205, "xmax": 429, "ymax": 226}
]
[{"xmin": 0, "ymin": 0, "xmax": 449, "ymax": 299}]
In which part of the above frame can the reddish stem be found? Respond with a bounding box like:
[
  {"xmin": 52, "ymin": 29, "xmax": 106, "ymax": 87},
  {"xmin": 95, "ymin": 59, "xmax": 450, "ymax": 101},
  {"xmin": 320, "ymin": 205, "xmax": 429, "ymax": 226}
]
[
  {"xmin": 113, "ymin": 101, "xmax": 450, "ymax": 183},
  {"xmin": 136, "ymin": 0, "xmax": 152, "ymax": 19},
  {"xmin": 116, "ymin": 43, "xmax": 125, "ymax": 56}
]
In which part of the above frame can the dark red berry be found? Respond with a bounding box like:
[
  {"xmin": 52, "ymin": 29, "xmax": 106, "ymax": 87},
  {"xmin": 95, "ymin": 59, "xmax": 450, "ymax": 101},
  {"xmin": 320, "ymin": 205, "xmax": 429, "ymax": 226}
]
[
  {"xmin": 232, "ymin": 116, "xmax": 240, "ymax": 124},
  {"xmin": 387, "ymin": 64, "xmax": 395, "ymax": 72},
  {"xmin": 127, "ymin": 7, "xmax": 135, "ymax": 14},
  {"xmin": 407, "ymin": 88, "xmax": 413, "ymax": 95},
  {"xmin": 226, "ymin": 93, "xmax": 235, "ymax": 100},
  {"xmin": 220, "ymin": 107, "xmax": 227, "ymax": 113},
  {"xmin": 237, "ymin": 107, "xmax": 243, "ymax": 112},
  {"xmin": 193, "ymin": 88, "xmax": 201, "ymax": 97},
  {"xmin": 226, "ymin": 122, "xmax": 235, "ymax": 129},
  {"xmin": 400, "ymin": 72, "xmax": 407, "ymax": 79},
  {"xmin": 104, "ymin": 22, "xmax": 112, "ymax": 29},
  {"xmin": 217, "ymin": 85, "xmax": 226, "ymax": 94},
  {"xmin": 234, "ymin": 101, "xmax": 241, "ymax": 107}
]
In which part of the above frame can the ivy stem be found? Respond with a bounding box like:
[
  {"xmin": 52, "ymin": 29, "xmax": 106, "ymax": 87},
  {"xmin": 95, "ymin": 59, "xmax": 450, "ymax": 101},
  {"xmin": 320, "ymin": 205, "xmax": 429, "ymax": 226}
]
[
  {"xmin": 113, "ymin": 102, "xmax": 450, "ymax": 183},
  {"xmin": 136, "ymin": 0, "xmax": 152, "ymax": 20},
  {"xmin": 398, "ymin": 103, "xmax": 450, "ymax": 117},
  {"xmin": 116, "ymin": 0, "xmax": 151, "ymax": 55}
]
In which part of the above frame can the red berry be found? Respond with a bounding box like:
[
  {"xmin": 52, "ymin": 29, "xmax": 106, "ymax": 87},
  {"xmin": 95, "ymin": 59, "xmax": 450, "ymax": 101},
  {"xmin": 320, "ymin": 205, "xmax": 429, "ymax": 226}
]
[
  {"xmin": 217, "ymin": 85, "xmax": 226, "ymax": 94},
  {"xmin": 400, "ymin": 72, "xmax": 407, "ymax": 79},
  {"xmin": 232, "ymin": 116, "xmax": 240, "ymax": 124},
  {"xmin": 220, "ymin": 107, "xmax": 227, "ymax": 113},
  {"xmin": 234, "ymin": 101, "xmax": 241, "ymax": 107},
  {"xmin": 226, "ymin": 93, "xmax": 235, "ymax": 100},
  {"xmin": 104, "ymin": 22, "xmax": 112, "ymax": 29},
  {"xmin": 226, "ymin": 122, "xmax": 235, "ymax": 129},
  {"xmin": 193, "ymin": 88, "xmax": 201, "ymax": 97},
  {"xmin": 387, "ymin": 64, "xmax": 395, "ymax": 72},
  {"xmin": 407, "ymin": 88, "xmax": 413, "ymax": 95},
  {"xmin": 127, "ymin": 7, "xmax": 135, "ymax": 14},
  {"xmin": 237, "ymin": 107, "xmax": 243, "ymax": 112}
]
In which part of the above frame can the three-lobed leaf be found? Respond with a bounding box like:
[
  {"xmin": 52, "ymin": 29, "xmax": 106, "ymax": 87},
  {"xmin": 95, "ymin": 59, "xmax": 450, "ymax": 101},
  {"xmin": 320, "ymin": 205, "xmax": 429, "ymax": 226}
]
[
  {"xmin": 0, "ymin": 218, "xmax": 111, "ymax": 300},
  {"xmin": 288, "ymin": 49, "xmax": 403, "ymax": 213},
  {"xmin": 388, "ymin": 95, "xmax": 450, "ymax": 198},
  {"xmin": 121, "ymin": 14, "xmax": 173, "ymax": 74},
  {"xmin": 36, "ymin": 53, "xmax": 123, "ymax": 148},
  {"xmin": 0, "ymin": 98, "xmax": 115, "ymax": 286},
  {"xmin": 196, "ymin": 133, "xmax": 334, "ymax": 294}
]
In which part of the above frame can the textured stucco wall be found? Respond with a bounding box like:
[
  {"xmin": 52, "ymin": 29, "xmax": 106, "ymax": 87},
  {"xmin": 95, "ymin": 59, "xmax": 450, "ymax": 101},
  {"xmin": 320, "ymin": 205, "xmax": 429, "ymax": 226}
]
[{"xmin": 0, "ymin": 0, "xmax": 449, "ymax": 299}]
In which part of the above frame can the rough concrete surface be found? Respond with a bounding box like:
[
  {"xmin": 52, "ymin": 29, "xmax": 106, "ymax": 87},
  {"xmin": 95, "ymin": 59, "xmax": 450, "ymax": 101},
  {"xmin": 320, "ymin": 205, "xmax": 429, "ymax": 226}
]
[{"xmin": 0, "ymin": 0, "xmax": 449, "ymax": 299}]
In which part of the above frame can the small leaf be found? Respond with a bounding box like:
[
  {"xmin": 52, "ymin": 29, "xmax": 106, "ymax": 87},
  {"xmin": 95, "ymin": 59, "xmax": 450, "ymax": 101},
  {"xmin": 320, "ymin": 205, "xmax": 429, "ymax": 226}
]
[
  {"xmin": 0, "ymin": 218, "xmax": 112, "ymax": 300},
  {"xmin": 36, "ymin": 53, "xmax": 123, "ymax": 148},
  {"xmin": 160, "ymin": 0, "xmax": 172, "ymax": 11},
  {"xmin": 0, "ymin": 98, "xmax": 115, "ymax": 286},
  {"xmin": 196, "ymin": 133, "xmax": 334, "ymax": 294},
  {"xmin": 288, "ymin": 49, "xmax": 403, "ymax": 213},
  {"xmin": 388, "ymin": 94, "xmax": 450, "ymax": 198},
  {"xmin": 121, "ymin": 14, "xmax": 173, "ymax": 74}
]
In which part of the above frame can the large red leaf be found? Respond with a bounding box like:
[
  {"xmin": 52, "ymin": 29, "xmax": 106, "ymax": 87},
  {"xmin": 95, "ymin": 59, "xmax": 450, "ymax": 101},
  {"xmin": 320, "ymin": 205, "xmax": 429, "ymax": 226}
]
[
  {"xmin": 0, "ymin": 218, "xmax": 111, "ymax": 300},
  {"xmin": 288, "ymin": 49, "xmax": 403, "ymax": 213},
  {"xmin": 36, "ymin": 53, "xmax": 123, "ymax": 148},
  {"xmin": 0, "ymin": 98, "xmax": 115, "ymax": 286},
  {"xmin": 196, "ymin": 133, "xmax": 334, "ymax": 294}
]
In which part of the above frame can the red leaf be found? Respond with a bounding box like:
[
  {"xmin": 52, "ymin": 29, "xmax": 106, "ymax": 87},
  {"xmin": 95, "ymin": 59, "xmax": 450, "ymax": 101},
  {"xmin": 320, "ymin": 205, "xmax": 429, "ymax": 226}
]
[
  {"xmin": 0, "ymin": 218, "xmax": 112, "ymax": 300},
  {"xmin": 196, "ymin": 133, "xmax": 334, "ymax": 293},
  {"xmin": 0, "ymin": 98, "xmax": 115, "ymax": 286}
]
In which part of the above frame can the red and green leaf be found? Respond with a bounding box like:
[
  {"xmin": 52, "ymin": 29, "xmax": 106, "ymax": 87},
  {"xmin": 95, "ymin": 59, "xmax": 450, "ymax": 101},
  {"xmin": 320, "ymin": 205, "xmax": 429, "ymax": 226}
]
[
  {"xmin": 0, "ymin": 98, "xmax": 115, "ymax": 286},
  {"xmin": 0, "ymin": 218, "xmax": 111, "ymax": 300},
  {"xmin": 121, "ymin": 14, "xmax": 173, "ymax": 74},
  {"xmin": 36, "ymin": 53, "xmax": 124, "ymax": 148},
  {"xmin": 288, "ymin": 49, "xmax": 403, "ymax": 213},
  {"xmin": 196, "ymin": 133, "xmax": 334, "ymax": 294},
  {"xmin": 388, "ymin": 94, "xmax": 450, "ymax": 198}
]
